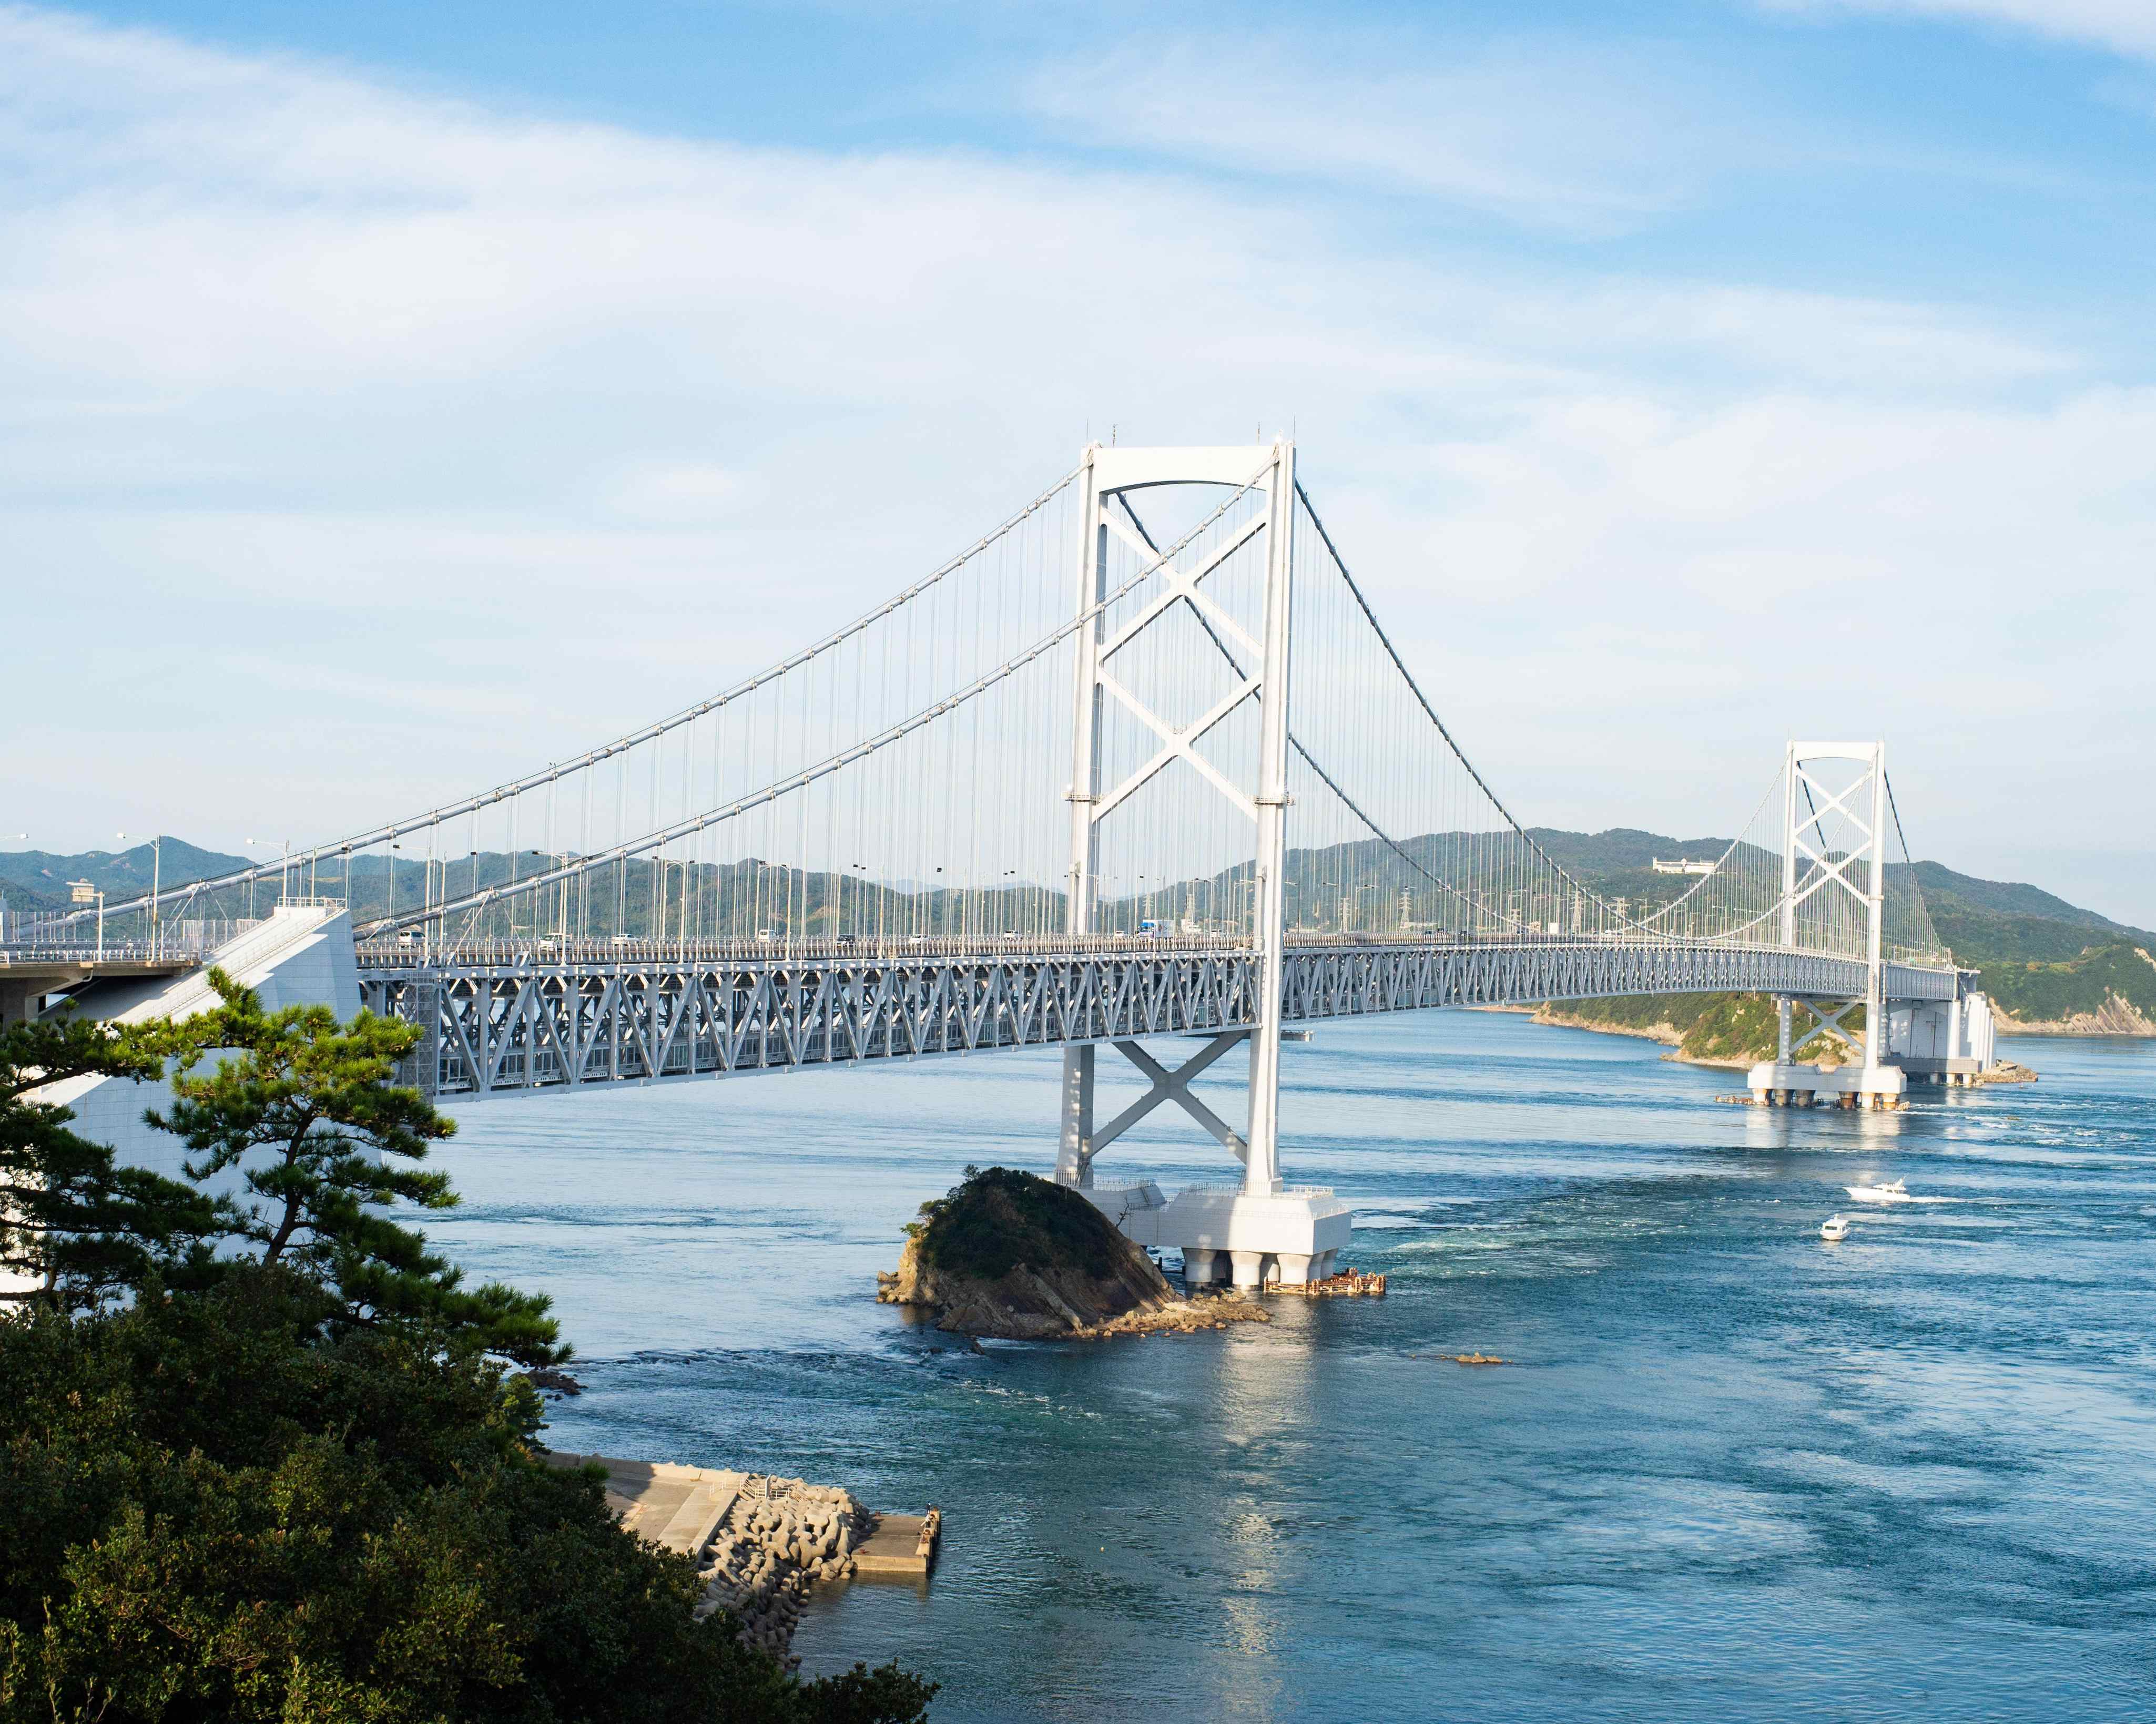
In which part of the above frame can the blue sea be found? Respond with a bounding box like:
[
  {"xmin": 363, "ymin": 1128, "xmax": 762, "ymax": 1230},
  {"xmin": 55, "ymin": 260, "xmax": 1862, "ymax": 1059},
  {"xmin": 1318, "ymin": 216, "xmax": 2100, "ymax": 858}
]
[{"xmin": 427, "ymin": 1013, "xmax": 2156, "ymax": 1722}]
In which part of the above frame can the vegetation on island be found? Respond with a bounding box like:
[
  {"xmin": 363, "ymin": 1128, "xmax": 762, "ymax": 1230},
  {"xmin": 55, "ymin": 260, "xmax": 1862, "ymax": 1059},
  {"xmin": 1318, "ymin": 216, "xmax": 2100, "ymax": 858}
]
[
  {"xmin": 1967, "ymin": 943, "xmax": 2156, "ymax": 1029},
  {"xmin": 1913, "ymin": 862, "xmax": 2156, "ymax": 1030},
  {"xmin": 882, "ymin": 1166, "xmax": 1262, "ymax": 1339},
  {"xmin": 906, "ymin": 1164, "xmax": 1127, "ymax": 1282},
  {"xmin": 0, "ymin": 976, "xmax": 935, "ymax": 1723}
]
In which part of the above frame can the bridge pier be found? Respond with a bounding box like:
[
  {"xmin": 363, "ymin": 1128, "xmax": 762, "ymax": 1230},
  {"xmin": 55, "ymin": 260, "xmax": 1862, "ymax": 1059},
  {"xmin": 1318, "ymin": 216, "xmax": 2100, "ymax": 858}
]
[
  {"xmin": 1076, "ymin": 1169, "xmax": 1349, "ymax": 1291},
  {"xmin": 1745, "ymin": 981, "xmax": 2000, "ymax": 1106},
  {"xmin": 1746, "ymin": 1060, "xmax": 1906, "ymax": 1108},
  {"xmin": 1054, "ymin": 1045, "xmax": 1097, "ymax": 1187},
  {"xmin": 1061, "ymin": 1032, "xmax": 1353, "ymax": 1291}
]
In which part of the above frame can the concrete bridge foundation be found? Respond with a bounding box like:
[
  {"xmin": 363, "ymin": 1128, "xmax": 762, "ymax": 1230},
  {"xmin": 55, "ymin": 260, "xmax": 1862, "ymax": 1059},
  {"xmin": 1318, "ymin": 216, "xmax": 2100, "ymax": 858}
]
[
  {"xmin": 1745, "ymin": 1060, "xmax": 1910, "ymax": 1108},
  {"xmin": 1084, "ymin": 1181, "xmax": 1351, "ymax": 1290}
]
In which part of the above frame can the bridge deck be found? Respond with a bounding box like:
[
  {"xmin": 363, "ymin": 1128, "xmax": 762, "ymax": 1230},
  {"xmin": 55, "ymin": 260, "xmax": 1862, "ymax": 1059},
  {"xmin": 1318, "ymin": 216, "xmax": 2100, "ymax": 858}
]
[{"xmin": 356, "ymin": 936, "xmax": 1957, "ymax": 1101}]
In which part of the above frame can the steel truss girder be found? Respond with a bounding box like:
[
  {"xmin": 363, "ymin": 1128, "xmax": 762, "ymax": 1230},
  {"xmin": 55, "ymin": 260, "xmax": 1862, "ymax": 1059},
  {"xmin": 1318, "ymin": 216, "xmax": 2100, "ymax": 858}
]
[{"xmin": 355, "ymin": 941, "xmax": 1954, "ymax": 1101}]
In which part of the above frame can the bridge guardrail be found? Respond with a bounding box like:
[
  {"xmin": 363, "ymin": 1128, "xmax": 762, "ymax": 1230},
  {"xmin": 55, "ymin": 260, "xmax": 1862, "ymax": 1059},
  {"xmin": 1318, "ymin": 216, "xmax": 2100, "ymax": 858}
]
[
  {"xmin": 352, "ymin": 926, "xmax": 1952, "ymax": 972},
  {"xmin": 0, "ymin": 915, "xmax": 263, "ymax": 966}
]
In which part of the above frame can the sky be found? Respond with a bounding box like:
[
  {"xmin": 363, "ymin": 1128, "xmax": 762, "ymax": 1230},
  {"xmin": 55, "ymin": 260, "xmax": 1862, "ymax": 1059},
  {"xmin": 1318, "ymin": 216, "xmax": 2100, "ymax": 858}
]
[{"xmin": 3, "ymin": 0, "xmax": 2151, "ymax": 922}]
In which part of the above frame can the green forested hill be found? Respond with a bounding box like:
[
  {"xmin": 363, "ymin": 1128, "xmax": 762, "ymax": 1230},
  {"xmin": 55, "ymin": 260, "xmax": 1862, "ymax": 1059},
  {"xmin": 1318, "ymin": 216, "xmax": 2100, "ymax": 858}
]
[
  {"xmin": 1975, "ymin": 945, "xmax": 2156, "ymax": 1029},
  {"xmin": 1911, "ymin": 862, "xmax": 2147, "ymax": 934},
  {"xmin": 0, "ymin": 841, "xmax": 250, "ymax": 912},
  {"xmin": 1531, "ymin": 992, "xmax": 1855, "ymax": 1065},
  {"xmin": 1909, "ymin": 862, "xmax": 2154, "ymax": 1029},
  {"xmin": 1522, "ymin": 849, "xmax": 2155, "ymax": 1043}
]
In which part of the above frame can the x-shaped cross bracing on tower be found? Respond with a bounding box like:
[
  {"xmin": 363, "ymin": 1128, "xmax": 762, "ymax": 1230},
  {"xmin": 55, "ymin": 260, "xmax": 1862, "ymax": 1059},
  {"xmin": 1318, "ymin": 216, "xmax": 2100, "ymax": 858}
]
[
  {"xmin": 1786, "ymin": 763, "xmax": 1877, "ymax": 917},
  {"xmin": 1058, "ymin": 442, "xmax": 1297, "ymax": 1198},
  {"xmin": 1776, "ymin": 741, "xmax": 1890, "ymax": 1076},
  {"xmin": 1788, "ymin": 998, "xmax": 1862, "ymax": 1059},
  {"xmin": 1082, "ymin": 1031, "xmax": 1253, "ymax": 1168}
]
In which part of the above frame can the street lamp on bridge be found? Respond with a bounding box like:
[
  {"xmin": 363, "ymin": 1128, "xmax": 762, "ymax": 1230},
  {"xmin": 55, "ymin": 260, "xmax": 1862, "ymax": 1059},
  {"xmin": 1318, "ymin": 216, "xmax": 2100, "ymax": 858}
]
[
  {"xmin": 244, "ymin": 838, "xmax": 293, "ymax": 916},
  {"xmin": 115, "ymin": 831, "xmax": 161, "ymax": 958}
]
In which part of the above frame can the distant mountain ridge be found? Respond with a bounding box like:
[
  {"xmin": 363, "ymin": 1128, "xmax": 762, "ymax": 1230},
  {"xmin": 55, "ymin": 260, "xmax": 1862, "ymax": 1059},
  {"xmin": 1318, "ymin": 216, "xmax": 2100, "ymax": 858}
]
[
  {"xmin": 1914, "ymin": 860, "xmax": 2152, "ymax": 938},
  {"xmin": 1521, "ymin": 827, "xmax": 1742, "ymax": 874},
  {"xmin": 0, "ymin": 841, "xmax": 251, "ymax": 912}
]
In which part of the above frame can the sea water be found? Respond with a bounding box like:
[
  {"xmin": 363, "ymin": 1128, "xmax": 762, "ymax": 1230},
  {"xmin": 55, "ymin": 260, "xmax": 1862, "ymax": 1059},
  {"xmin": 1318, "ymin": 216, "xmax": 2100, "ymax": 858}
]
[{"xmin": 426, "ymin": 1013, "xmax": 2156, "ymax": 1722}]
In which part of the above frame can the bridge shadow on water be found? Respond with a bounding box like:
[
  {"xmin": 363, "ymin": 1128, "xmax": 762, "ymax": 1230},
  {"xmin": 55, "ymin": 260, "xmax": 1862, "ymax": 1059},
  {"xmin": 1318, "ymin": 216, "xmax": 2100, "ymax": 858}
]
[{"xmin": 428, "ymin": 1015, "xmax": 2156, "ymax": 1724}]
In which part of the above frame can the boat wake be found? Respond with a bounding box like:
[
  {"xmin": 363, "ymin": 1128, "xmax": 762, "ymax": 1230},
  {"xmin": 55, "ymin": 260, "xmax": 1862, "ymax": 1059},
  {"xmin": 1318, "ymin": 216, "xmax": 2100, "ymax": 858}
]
[{"xmin": 1845, "ymin": 1180, "xmax": 1953, "ymax": 1205}]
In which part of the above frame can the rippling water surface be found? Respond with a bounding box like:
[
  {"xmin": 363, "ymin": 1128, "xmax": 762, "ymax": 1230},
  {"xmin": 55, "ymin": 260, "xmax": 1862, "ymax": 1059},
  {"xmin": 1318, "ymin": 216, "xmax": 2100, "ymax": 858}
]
[{"xmin": 429, "ymin": 1015, "xmax": 2156, "ymax": 1722}]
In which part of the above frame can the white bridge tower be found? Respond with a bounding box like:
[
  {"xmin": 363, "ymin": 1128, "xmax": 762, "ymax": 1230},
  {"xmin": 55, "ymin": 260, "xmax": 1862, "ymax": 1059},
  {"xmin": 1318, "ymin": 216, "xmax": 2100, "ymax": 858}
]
[
  {"xmin": 1050, "ymin": 440, "xmax": 1349, "ymax": 1287},
  {"xmin": 1753, "ymin": 740, "xmax": 1907, "ymax": 1110}
]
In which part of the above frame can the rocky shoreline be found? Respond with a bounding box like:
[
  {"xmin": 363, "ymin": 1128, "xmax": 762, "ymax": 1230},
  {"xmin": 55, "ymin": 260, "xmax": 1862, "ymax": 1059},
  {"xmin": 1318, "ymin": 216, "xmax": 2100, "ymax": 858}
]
[
  {"xmin": 1521, "ymin": 1003, "xmax": 1683, "ymax": 1046},
  {"xmin": 1522, "ymin": 1005, "xmax": 1779, "ymax": 1070},
  {"xmin": 878, "ymin": 1229, "xmax": 1270, "ymax": 1339}
]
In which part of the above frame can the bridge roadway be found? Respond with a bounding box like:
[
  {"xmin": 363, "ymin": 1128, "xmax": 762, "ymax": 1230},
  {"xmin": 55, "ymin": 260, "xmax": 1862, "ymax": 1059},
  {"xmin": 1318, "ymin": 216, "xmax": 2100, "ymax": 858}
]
[{"xmin": 354, "ymin": 932, "xmax": 1959, "ymax": 1103}]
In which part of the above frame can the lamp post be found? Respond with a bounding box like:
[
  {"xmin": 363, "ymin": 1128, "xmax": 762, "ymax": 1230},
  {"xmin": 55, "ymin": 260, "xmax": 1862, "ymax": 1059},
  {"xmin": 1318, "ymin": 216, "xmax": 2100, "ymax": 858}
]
[
  {"xmin": 1, "ymin": 835, "xmax": 23, "ymax": 945},
  {"xmin": 244, "ymin": 839, "xmax": 293, "ymax": 913},
  {"xmin": 116, "ymin": 831, "xmax": 161, "ymax": 957},
  {"xmin": 530, "ymin": 851, "xmax": 575, "ymax": 946}
]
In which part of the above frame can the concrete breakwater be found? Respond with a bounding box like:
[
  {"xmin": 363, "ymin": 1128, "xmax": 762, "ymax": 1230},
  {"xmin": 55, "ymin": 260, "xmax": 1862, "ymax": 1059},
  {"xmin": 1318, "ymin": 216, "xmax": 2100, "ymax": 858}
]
[
  {"xmin": 542, "ymin": 1452, "xmax": 939, "ymax": 1670},
  {"xmin": 694, "ymin": 1474, "xmax": 876, "ymax": 1665}
]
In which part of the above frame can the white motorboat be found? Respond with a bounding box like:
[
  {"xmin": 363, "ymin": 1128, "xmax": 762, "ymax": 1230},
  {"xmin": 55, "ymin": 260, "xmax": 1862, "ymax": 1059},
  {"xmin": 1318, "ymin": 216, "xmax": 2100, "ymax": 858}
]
[
  {"xmin": 1819, "ymin": 1215, "xmax": 1850, "ymax": 1242},
  {"xmin": 1845, "ymin": 1178, "xmax": 1910, "ymax": 1204}
]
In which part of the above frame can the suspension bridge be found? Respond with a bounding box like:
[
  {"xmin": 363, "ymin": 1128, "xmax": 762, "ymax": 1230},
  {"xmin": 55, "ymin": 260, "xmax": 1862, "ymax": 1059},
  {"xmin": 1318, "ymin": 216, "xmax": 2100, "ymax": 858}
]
[{"xmin": 11, "ymin": 442, "xmax": 1988, "ymax": 1287}]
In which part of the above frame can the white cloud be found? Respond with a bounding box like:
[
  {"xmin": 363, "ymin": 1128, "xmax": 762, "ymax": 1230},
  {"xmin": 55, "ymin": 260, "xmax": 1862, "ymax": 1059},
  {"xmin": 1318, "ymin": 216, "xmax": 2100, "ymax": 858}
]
[
  {"xmin": 1, "ymin": 5, "xmax": 2149, "ymax": 900},
  {"xmin": 1765, "ymin": 0, "xmax": 2156, "ymax": 62},
  {"xmin": 606, "ymin": 462, "xmax": 760, "ymax": 523},
  {"xmin": 1019, "ymin": 35, "xmax": 1717, "ymax": 237}
]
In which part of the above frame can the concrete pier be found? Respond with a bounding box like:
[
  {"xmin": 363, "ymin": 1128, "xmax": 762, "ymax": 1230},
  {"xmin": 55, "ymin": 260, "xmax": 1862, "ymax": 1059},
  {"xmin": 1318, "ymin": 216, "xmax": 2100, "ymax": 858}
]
[
  {"xmin": 1086, "ymin": 1182, "xmax": 1351, "ymax": 1292},
  {"xmin": 1746, "ymin": 1059, "xmax": 1906, "ymax": 1109}
]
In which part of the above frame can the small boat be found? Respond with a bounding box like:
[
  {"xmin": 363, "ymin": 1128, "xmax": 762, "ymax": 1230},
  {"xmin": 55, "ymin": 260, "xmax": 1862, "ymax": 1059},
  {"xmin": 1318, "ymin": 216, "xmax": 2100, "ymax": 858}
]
[
  {"xmin": 1845, "ymin": 1179, "xmax": 1910, "ymax": 1204},
  {"xmin": 1819, "ymin": 1215, "xmax": 1850, "ymax": 1242}
]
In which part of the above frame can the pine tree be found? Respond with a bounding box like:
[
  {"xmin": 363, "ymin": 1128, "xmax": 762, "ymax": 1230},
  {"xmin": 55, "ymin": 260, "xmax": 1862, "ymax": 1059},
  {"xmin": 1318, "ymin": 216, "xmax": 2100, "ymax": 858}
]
[
  {"xmin": 148, "ymin": 969, "xmax": 566, "ymax": 1365},
  {"xmin": 0, "ymin": 1016, "xmax": 229, "ymax": 1309}
]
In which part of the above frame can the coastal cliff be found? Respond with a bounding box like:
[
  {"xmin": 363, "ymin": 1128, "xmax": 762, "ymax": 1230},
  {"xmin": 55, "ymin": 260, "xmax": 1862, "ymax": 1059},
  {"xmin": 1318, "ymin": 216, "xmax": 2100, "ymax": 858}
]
[
  {"xmin": 1993, "ymin": 987, "xmax": 2156, "ymax": 1036},
  {"xmin": 877, "ymin": 1166, "xmax": 1267, "ymax": 1339}
]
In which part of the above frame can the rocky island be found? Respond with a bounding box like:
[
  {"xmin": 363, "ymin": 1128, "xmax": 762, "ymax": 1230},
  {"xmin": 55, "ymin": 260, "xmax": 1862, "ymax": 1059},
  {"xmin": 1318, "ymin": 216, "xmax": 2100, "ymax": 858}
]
[{"xmin": 878, "ymin": 1165, "xmax": 1269, "ymax": 1339}]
